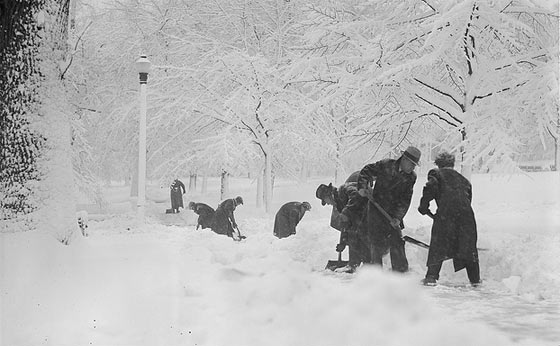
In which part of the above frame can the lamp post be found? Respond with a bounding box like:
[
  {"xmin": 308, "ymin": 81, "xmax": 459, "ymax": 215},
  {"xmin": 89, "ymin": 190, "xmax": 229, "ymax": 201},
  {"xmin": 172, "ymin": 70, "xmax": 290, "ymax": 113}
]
[{"xmin": 135, "ymin": 54, "xmax": 151, "ymax": 223}]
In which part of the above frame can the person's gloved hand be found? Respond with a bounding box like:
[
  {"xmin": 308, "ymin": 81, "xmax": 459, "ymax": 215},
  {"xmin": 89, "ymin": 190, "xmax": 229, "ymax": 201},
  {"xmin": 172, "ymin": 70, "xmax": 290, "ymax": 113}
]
[
  {"xmin": 418, "ymin": 205, "xmax": 430, "ymax": 215},
  {"xmin": 389, "ymin": 217, "xmax": 401, "ymax": 230},
  {"xmin": 336, "ymin": 242, "xmax": 347, "ymax": 252}
]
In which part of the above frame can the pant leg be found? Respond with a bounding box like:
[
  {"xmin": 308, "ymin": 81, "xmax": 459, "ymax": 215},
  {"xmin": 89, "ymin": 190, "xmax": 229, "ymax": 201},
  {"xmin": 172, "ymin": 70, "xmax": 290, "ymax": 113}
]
[
  {"xmin": 347, "ymin": 233, "xmax": 360, "ymax": 266},
  {"xmin": 465, "ymin": 261, "xmax": 481, "ymax": 283},
  {"xmin": 370, "ymin": 245, "xmax": 384, "ymax": 266},
  {"xmin": 426, "ymin": 261, "xmax": 443, "ymax": 280},
  {"xmin": 389, "ymin": 236, "xmax": 408, "ymax": 272}
]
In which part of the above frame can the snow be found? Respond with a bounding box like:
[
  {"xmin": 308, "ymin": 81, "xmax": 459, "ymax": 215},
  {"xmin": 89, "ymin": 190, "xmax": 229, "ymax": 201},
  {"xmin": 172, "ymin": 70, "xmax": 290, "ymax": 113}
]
[{"xmin": 1, "ymin": 171, "xmax": 559, "ymax": 346}]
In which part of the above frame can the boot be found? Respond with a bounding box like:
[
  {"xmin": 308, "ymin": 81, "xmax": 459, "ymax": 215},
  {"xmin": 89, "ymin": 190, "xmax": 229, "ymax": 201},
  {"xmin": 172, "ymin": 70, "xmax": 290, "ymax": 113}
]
[{"xmin": 421, "ymin": 276, "xmax": 437, "ymax": 286}]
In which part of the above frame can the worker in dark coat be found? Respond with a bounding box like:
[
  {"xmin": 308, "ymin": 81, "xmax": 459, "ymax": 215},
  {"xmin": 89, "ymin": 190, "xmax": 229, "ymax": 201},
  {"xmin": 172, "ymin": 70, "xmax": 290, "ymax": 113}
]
[
  {"xmin": 340, "ymin": 146, "xmax": 420, "ymax": 272},
  {"xmin": 170, "ymin": 179, "xmax": 186, "ymax": 213},
  {"xmin": 273, "ymin": 201, "xmax": 312, "ymax": 239},
  {"xmin": 316, "ymin": 171, "xmax": 369, "ymax": 272},
  {"xmin": 188, "ymin": 202, "xmax": 215, "ymax": 230},
  {"xmin": 212, "ymin": 196, "xmax": 245, "ymax": 240},
  {"xmin": 418, "ymin": 152, "xmax": 481, "ymax": 286}
]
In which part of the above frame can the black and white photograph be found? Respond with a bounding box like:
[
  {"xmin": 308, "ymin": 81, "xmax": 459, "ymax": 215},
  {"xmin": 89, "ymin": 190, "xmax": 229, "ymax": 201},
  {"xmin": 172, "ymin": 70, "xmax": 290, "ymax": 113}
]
[{"xmin": 1, "ymin": 0, "xmax": 559, "ymax": 345}]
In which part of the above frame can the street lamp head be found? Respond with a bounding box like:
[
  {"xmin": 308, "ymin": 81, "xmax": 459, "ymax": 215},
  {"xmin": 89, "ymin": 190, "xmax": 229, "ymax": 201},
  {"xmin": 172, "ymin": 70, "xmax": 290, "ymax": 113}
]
[
  {"xmin": 135, "ymin": 54, "xmax": 151, "ymax": 73},
  {"xmin": 135, "ymin": 54, "xmax": 151, "ymax": 83}
]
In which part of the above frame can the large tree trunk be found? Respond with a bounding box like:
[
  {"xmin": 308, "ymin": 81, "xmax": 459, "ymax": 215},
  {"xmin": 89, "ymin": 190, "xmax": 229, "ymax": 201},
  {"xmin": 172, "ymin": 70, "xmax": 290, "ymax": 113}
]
[
  {"xmin": 0, "ymin": 0, "xmax": 77, "ymax": 241},
  {"xmin": 36, "ymin": 0, "xmax": 77, "ymax": 244},
  {"xmin": 0, "ymin": 1, "xmax": 45, "ymax": 229}
]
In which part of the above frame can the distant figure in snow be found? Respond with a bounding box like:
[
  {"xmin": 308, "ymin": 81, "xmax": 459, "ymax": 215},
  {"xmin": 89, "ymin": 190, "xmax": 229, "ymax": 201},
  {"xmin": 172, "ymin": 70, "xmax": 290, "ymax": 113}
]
[
  {"xmin": 418, "ymin": 151, "xmax": 481, "ymax": 286},
  {"xmin": 170, "ymin": 179, "xmax": 186, "ymax": 213},
  {"xmin": 76, "ymin": 210, "xmax": 89, "ymax": 237},
  {"xmin": 273, "ymin": 201, "xmax": 312, "ymax": 239},
  {"xmin": 212, "ymin": 196, "xmax": 245, "ymax": 241},
  {"xmin": 188, "ymin": 202, "xmax": 215, "ymax": 230}
]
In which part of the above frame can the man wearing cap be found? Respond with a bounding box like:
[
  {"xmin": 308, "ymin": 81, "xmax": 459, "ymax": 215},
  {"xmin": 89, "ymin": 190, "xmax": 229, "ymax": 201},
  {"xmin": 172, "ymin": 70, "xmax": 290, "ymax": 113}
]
[
  {"xmin": 418, "ymin": 151, "xmax": 481, "ymax": 286},
  {"xmin": 273, "ymin": 201, "xmax": 312, "ymax": 239},
  {"xmin": 212, "ymin": 196, "xmax": 244, "ymax": 240},
  {"xmin": 188, "ymin": 201, "xmax": 215, "ymax": 230},
  {"xmin": 316, "ymin": 171, "xmax": 370, "ymax": 272},
  {"xmin": 340, "ymin": 146, "xmax": 421, "ymax": 272}
]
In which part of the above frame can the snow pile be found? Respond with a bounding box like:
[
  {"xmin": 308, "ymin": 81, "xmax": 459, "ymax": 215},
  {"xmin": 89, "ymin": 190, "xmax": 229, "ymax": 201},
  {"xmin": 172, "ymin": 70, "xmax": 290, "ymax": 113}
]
[
  {"xmin": 0, "ymin": 228, "xmax": 513, "ymax": 346},
  {"xmin": 485, "ymin": 232, "xmax": 560, "ymax": 299},
  {"xmin": 198, "ymin": 266, "xmax": 511, "ymax": 346}
]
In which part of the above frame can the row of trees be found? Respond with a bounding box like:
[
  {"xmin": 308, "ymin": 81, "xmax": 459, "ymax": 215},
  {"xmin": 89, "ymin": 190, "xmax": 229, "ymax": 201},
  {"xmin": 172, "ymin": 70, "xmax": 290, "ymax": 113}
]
[
  {"xmin": 1, "ymin": 0, "xmax": 558, "ymax": 234},
  {"xmin": 70, "ymin": 0, "xmax": 557, "ymax": 211}
]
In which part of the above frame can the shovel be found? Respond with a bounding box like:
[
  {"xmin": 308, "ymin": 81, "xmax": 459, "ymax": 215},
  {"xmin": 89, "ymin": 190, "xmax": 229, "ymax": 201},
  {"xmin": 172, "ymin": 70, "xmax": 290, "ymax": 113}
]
[
  {"xmin": 361, "ymin": 188, "xmax": 433, "ymax": 250},
  {"xmin": 325, "ymin": 231, "xmax": 349, "ymax": 271},
  {"xmin": 232, "ymin": 225, "xmax": 247, "ymax": 241}
]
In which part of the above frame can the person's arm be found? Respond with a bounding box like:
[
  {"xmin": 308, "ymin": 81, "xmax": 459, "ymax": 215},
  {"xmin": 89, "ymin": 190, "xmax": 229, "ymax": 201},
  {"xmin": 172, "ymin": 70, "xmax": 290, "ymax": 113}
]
[
  {"xmin": 340, "ymin": 161, "xmax": 383, "ymax": 222},
  {"xmin": 227, "ymin": 200, "xmax": 237, "ymax": 228},
  {"xmin": 418, "ymin": 169, "xmax": 440, "ymax": 215},
  {"xmin": 179, "ymin": 180, "xmax": 186, "ymax": 194},
  {"xmin": 356, "ymin": 160, "xmax": 383, "ymax": 191},
  {"xmin": 466, "ymin": 180, "xmax": 473, "ymax": 203}
]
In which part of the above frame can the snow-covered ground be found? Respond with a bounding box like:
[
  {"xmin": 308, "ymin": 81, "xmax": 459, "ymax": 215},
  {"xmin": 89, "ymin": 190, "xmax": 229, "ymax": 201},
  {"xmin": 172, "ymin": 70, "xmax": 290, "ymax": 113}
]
[{"xmin": 1, "ymin": 171, "xmax": 559, "ymax": 346}]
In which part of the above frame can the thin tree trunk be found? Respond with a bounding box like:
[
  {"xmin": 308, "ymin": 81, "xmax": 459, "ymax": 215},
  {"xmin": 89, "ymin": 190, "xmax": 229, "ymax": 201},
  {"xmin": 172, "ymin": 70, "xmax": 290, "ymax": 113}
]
[
  {"xmin": 264, "ymin": 153, "xmax": 272, "ymax": 213},
  {"xmin": 220, "ymin": 170, "xmax": 229, "ymax": 200},
  {"xmin": 256, "ymin": 170, "xmax": 263, "ymax": 208},
  {"xmin": 202, "ymin": 175, "xmax": 208, "ymax": 194},
  {"xmin": 189, "ymin": 174, "xmax": 197, "ymax": 192}
]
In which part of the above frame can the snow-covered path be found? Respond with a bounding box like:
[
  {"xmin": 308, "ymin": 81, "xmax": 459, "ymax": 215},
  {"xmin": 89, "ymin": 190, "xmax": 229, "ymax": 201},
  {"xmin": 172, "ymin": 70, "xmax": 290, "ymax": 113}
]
[
  {"xmin": 427, "ymin": 282, "xmax": 560, "ymax": 344},
  {"xmin": 1, "ymin": 172, "xmax": 559, "ymax": 346}
]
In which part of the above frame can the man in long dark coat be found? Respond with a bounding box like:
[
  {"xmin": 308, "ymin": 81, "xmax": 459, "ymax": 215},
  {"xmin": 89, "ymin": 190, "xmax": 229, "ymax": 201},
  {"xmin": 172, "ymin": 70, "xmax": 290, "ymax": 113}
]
[
  {"xmin": 170, "ymin": 179, "xmax": 186, "ymax": 213},
  {"xmin": 188, "ymin": 202, "xmax": 215, "ymax": 230},
  {"xmin": 340, "ymin": 146, "xmax": 420, "ymax": 272},
  {"xmin": 316, "ymin": 171, "xmax": 369, "ymax": 272},
  {"xmin": 418, "ymin": 152, "xmax": 480, "ymax": 286},
  {"xmin": 212, "ymin": 196, "xmax": 244, "ymax": 240},
  {"xmin": 273, "ymin": 202, "xmax": 312, "ymax": 239}
]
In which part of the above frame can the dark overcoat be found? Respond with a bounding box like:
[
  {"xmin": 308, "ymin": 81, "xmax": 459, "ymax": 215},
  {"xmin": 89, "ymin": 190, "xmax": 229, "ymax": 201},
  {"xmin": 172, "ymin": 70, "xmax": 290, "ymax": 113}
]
[
  {"xmin": 170, "ymin": 179, "xmax": 186, "ymax": 210},
  {"xmin": 212, "ymin": 198, "xmax": 238, "ymax": 237},
  {"xmin": 343, "ymin": 158, "xmax": 416, "ymax": 249},
  {"xmin": 329, "ymin": 172, "xmax": 362, "ymax": 231},
  {"xmin": 419, "ymin": 167, "xmax": 478, "ymax": 270},
  {"xmin": 191, "ymin": 203, "xmax": 215, "ymax": 229},
  {"xmin": 273, "ymin": 202, "xmax": 309, "ymax": 239}
]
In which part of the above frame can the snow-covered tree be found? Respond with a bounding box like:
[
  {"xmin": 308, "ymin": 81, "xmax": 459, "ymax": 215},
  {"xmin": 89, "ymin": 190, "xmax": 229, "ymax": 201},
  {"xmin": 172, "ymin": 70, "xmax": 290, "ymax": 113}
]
[
  {"xmin": 290, "ymin": 0, "xmax": 558, "ymax": 177},
  {"xmin": 1, "ymin": 0, "xmax": 79, "ymax": 243},
  {"xmin": 372, "ymin": 0, "xmax": 559, "ymax": 175}
]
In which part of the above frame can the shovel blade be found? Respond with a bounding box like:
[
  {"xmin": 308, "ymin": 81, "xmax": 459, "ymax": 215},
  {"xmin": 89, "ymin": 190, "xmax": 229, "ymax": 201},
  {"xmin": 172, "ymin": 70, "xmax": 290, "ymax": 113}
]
[{"xmin": 325, "ymin": 260, "xmax": 349, "ymax": 271}]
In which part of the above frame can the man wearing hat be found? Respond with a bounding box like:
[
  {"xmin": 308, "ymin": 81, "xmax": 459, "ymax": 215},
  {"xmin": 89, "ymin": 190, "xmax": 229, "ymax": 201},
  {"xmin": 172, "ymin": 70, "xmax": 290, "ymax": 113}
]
[
  {"xmin": 273, "ymin": 201, "xmax": 312, "ymax": 239},
  {"xmin": 339, "ymin": 146, "xmax": 421, "ymax": 272},
  {"xmin": 212, "ymin": 196, "xmax": 245, "ymax": 240}
]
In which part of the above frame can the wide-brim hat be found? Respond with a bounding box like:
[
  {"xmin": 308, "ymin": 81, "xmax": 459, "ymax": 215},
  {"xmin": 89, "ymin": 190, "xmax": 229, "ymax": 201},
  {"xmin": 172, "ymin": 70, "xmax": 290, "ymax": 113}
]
[{"xmin": 401, "ymin": 146, "xmax": 421, "ymax": 166}]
